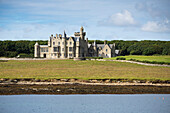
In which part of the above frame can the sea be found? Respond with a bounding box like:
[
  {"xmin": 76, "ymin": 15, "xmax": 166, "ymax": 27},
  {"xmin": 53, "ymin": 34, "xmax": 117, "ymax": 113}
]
[{"xmin": 0, "ymin": 94, "xmax": 169, "ymax": 113}]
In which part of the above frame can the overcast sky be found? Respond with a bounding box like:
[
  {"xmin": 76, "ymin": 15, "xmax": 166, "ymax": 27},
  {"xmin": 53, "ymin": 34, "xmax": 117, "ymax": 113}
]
[{"xmin": 0, "ymin": 0, "xmax": 170, "ymax": 41}]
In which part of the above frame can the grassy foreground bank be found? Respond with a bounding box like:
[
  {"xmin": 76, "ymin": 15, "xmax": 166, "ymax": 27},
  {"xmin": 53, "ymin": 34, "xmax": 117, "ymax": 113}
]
[
  {"xmin": 105, "ymin": 55, "xmax": 170, "ymax": 63},
  {"xmin": 0, "ymin": 59, "xmax": 170, "ymax": 80}
]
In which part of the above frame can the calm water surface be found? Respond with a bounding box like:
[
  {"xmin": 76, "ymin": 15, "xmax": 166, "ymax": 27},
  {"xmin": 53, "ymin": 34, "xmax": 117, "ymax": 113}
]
[{"xmin": 0, "ymin": 94, "xmax": 169, "ymax": 113}]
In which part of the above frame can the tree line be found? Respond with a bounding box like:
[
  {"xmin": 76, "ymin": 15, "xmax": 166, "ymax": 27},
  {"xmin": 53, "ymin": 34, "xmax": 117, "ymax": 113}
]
[
  {"xmin": 0, "ymin": 40, "xmax": 47, "ymax": 57},
  {"xmin": 0, "ymin": 40, "xmax": 169, "ymax": 57}
]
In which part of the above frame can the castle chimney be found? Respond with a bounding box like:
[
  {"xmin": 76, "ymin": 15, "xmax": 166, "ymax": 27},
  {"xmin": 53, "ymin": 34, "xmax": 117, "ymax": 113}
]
[
  {"xmin": 86, "ymin": 38, "xmax": 88, "ymax": 43},
  {"xmin": 56, "ymin": 34, "xmax": 58, "ymax": 38},
  {"xmin": 104, "ymin": 40, "xmax": 107, "ymax": 45},
  {"xmin": 59, "ymin": 34, "xmax": 62, "ymax": 38}
]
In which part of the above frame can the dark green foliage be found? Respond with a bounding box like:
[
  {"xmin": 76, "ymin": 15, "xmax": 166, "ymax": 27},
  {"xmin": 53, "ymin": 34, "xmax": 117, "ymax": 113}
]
[
  {"xmin": 0, "ymin": 40, "xmax": 47, "ymax": 57},
  {"xmin": 0, "ymin": 60, "xmax": 8, "ymax": 62},
  {"xmin": 18, "ymin": 53, "xmax": 34, "ymax": 58},
  {"xmin": 4, "ymin": 51, "xmax": 18, "ymax": 58},
  {"xmin": 0, "ymin": 40, "xmax": 169, "ymax": 57},
  {"xmin": 85, "ymin": 57, "xmax": 103, "ymax": 59},
  {"xmin": 116, "ymin": 57, "xmax": 126, "ymax": 60}
]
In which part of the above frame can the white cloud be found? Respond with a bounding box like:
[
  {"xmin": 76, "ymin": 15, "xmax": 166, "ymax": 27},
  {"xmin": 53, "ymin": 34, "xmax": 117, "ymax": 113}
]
[
  {"xmin": 141, "ymin": 19, "xmax": 170, "ymax": 32},
  {"xmin": 135, "ymin": 1, "xmax": 170, "ymax": 19},
  {"xmin": 0, "ymin": 23, "xmax": 82, "ymax": 40},
  {"xmin": 99, "ymin": 10, "xmax": 136, "ymax": 26}
]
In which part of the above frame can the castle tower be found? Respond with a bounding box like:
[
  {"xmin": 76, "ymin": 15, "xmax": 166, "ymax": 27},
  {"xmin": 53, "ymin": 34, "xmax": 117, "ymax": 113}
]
[
  {"xmin": 48, "ymin": 34, "xmax": 53, "ymax": 47},
  {"xmin": 80, "ymin": 26, "xmax": 84, "ymax": 40},
  {"xmin": 61, "ymin": 31, "xmax": 66, "ymax": 58},
  {"xmin": 94, "ymin": 40, "xmax": 97, "ymax": 57},
  {"xmin": 76, "ymin": 38, "xmax": 80, "ymax": 58},
  {"xmin": 34, "ymin": 42, "xmax": 40, "ymax": 57}
]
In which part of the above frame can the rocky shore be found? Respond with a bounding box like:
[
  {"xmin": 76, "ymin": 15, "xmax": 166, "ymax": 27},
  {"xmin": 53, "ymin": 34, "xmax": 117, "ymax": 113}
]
[
  {"xmin": 0, "ymin": 78, "xmax": 170, "ymax": 85},
  {"xmin": 0, "ymin": 78, "xmax": 170, "ymax": 95},
  {"xmin": 0, "ymin": 84, "xmax": 170, "ymax": 95}
]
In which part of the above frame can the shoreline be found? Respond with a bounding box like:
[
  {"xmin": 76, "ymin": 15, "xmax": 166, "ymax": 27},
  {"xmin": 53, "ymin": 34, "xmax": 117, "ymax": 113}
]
[{"xmin": 1, "ymin": 81, "xmax": 170, "ymax": 86}]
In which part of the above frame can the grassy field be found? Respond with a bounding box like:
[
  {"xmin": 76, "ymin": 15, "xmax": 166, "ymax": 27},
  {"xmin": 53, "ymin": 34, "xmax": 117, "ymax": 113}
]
[
  {"xmin": 0, "ymin": 59, "xmax": 170, "ymax": 80},
  {"xmin": 105, "ymin": 55, "xmax": 170, "ymax": 63}
]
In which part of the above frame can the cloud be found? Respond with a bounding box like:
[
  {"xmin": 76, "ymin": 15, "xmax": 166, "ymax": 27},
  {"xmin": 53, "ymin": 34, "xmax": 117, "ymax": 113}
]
[
  {"xmin": 0, "ymin": 23, "xmax": 82, "ymax": 40},
  {"xmin": 98, "ymin": 10, "xmax": 136, "ymax": 26},
  {"xmin": 141, "ymin": 19, "xmax": 170, "ymax": 33},
  {"xmin": 135, "ymin": 1, "xmax": 170, "ymax": 19}
]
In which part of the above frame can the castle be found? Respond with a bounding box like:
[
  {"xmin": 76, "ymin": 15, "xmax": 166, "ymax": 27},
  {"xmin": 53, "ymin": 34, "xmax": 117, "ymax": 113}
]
[{"xmin": 34, "ymin": 27, "xmax": 119, "ymax": 58}]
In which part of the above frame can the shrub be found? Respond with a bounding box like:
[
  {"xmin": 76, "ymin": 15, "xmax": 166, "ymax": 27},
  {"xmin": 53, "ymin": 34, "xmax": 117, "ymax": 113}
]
[
  {"xmin": 0, "ymin": 60, "xmax": 8, "ymax": 62},
  {"xmin": 116, "ymin": 57, "xmax": 126, "ymax": 60},
  {"xmin": 85, "ymin": 57, "xmax": 103, "ymax": 60},
  {"xmin": 18, "ymin": 53, "xmax": 34, "ymax": 58},
  {"xmin": 129, "ymin": 58, "xmax": 136, "ymax": 61}
]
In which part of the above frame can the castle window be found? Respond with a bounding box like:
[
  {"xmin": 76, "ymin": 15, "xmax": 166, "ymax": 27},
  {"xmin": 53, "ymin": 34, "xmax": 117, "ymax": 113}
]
[
  {"xmin": 53, "ymin": 42, "xmax": 55, "ymax": 45},
  {"xmin": 58, "ymin": 42, "xmax": 60, "ymax": 45},
  {"xmin": 41, "ymin": 48, "xmax": 48, "ymax": 52},
  {"xmin": 106, "ymin": 49, "xmax": 107, "ymax": 52},
  {"xmin": 69, "ymin": 47, "xmax": 72, "ymax": 52},
  {"xmin": 62, "ymin": 48, "xmax": 64, "ymax": 51},
  {"xmin": 106, "ymin": 54, "xmax": 107, "ymax": 56},
  {"xmin": 45, "ymin": 48, "xmax": 48, "ymax": 52},
  {"xmin": 70, "ymin": 42, "xmax": 72, "ymax": 45},
  {"xmin": 41, "ymin": 48, "xmax": 43, "ymax": 52},
  {"xmin": 54, "ymin": 47, "xmax": 59, "ymax": 52},
  {"xmin": 62, "ymin": 42, "xmax": 64, "ymax": 45},
  {"xmin": 69, "ymin": 54, "xmax": 72, "ymax": 56}
]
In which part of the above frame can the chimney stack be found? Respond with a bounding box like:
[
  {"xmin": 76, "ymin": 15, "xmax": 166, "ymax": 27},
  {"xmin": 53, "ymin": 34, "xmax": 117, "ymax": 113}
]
[
  {"xmin": 104, "ymin": 40, "xmax": 107, "ymax": 45},
  {"xmin": 86, "ymin": 38, "xmax": 88, "ymax": 43}
]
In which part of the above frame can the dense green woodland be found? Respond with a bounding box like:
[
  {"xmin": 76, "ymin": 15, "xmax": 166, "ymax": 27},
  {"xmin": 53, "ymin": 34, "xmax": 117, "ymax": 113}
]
[{"xmin": 0, "ymin": 40, "xmax": 170, "ymax": 57}]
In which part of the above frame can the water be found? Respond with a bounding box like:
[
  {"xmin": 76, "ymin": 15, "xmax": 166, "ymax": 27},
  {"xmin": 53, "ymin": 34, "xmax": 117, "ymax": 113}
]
[{"xmin": 0, "ymin": 94, "xmax": 169, "ymax": 113}]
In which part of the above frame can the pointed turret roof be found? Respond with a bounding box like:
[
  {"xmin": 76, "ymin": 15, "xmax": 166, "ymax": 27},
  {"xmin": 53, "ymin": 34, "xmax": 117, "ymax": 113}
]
[{"xmin": 63, "ymin": 30, "xmax": 66, "ymax": 38}]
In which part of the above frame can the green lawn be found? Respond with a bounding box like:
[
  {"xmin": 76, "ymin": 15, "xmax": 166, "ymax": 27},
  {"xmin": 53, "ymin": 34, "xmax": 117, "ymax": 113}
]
[
  {"xmin": 0, "ymin": 59, "xmax": 170, "ymax": 80},
  {"xmin": 105, "ymin": 55, "xmax": 170, "ymax": 63}
]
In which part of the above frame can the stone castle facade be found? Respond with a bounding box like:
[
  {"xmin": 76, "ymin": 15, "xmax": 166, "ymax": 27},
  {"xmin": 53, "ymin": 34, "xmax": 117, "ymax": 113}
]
[{"xmin": 34, "ymin": 27, "xmax": 119, "ymax": 58}]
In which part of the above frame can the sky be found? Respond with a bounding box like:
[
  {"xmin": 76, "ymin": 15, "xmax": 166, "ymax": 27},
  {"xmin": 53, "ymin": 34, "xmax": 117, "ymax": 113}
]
[{"xmin": 0, "ymin": 0, "xmax": 170, "ymax": 41}]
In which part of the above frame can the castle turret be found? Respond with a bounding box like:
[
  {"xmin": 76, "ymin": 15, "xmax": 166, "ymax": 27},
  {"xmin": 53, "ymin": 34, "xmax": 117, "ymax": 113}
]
[
  {"xmin": 94, "ymin": 40, "xmax": 97, "ymax": 50},
  {"xmin": 63, "ymin": 30, "xmax": 66, "ymax": 38},
  {"xmin": 34, "ymin": 42, "xmax": 40, "ymax": 57},
  {"xmin": 80, "ymin": 26, "xmax": 85, "ymax": 40},
  {"xmin": 48, "ymin": 34, "xmax": 53, "ymax": 47},
  {"xmin": 61, "ymin": 31, "xmax": 66, "ymax": 58},
  {"xmin": 94, "ymin": 40, "xmax": 97, "ymax": 57}
]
